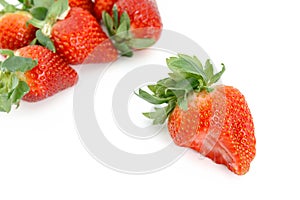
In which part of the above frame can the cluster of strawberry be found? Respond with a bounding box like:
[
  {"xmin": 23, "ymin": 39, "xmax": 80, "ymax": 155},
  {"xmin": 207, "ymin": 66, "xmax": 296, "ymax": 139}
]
[
  {"xmin": 0, "ymin": 0, "xmax": 256, "ymax": 175},
  {"xmin": 0, "ymin": 0, "xmax": 162, "ymax": 109}
]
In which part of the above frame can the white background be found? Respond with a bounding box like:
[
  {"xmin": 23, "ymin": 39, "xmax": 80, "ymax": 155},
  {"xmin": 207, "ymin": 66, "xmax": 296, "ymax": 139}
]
[{"xmin": 1, "ymin": 0, "xmax": 300, "ymax": 199}]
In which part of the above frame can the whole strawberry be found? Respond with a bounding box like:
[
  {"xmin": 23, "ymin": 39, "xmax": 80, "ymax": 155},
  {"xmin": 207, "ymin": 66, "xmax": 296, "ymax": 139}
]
[
  {"xmin": 94, "ymin": 0, "xmax": 117, "ymax": 20},
  {"xmin": 137, "ymin": 55, "xmax": 256, "ymax": 175},
  {"xmin": 102, "ymin": 0, "xmax": 162, "ymax": 56},
  {"xmin": 29, "ymin": 0, "xmax": 118, "ymax": 65},
  {"xmin": 0, "ymin": 1, "xmax": 37, "ymax": 50},
  {"xmin": 69, "ymin": 0, "xmax": 94, "ymax": 13},
  {"xmin": 0, "ymin": 45, "xmax": 78, "ymax": 112}
]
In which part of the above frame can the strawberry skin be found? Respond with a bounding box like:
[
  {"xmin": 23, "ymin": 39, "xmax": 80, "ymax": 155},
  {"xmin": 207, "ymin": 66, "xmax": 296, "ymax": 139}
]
[
  {"xmin": 69, "ymin": 0, "xmax": 94, "ymax": 13},
  {"xmin": 0, "ymin": 12, "xmax": 37, "ymax": 50},
  {"xmin": 94, "ymin": 0, "xmax": 117, "ymax": 20},
  {"xmin": 168, "ymin": 86, "xmax": 256, "ymax": 175},
  {"xmin": 16, "ymin": 45, "xmax": 78, "ymax": 102},
  {"xmin": 115, "ymin": 0, "xmax": 162, "ymax": 40},
  {"xmin": 51, "ymin": 7, "xmax": 118, "ymax": 65}
]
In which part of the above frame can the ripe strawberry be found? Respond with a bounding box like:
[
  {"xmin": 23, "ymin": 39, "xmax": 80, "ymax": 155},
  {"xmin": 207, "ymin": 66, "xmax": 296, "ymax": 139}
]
[
  {"xmin": 52, "ymin": 7, "xmax": 118, "ymax": 64},
  {"xmin": 69, "ymin": 0, "xmax": 94, "ymax": 13},
  {"xmin": 29, "ymin": 0, "xmax": 118, "ymax": 65},
  {"xmin": 115, "ymin": 0, "xmax": 162, "ymax": 40},
  {"xmin": 137, "ymin": 54, "xmax": 256, "ymax": 175},
  {"xmin": 0, "ymin": 45, "xmax": 78, "ymax": 112},
  {"xmin": 94, "ymin": 0, "xmax": 117, "ymax": 20},
  {"xmin": 0, "ymin": 10, "xmax": 37, "ymax": 50},
  {"xmin": 102, "ymin": 0, "xmax": 162, "ymax": 56}
]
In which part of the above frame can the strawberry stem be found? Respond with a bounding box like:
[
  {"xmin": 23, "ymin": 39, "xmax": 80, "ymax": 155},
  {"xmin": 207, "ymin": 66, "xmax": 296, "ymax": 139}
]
[{"xmin": 136, "ymin": 54, "xmax": 225, "ymax": 124}]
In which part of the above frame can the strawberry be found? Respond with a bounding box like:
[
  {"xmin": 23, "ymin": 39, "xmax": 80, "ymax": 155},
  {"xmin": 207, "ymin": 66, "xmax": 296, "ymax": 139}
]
[
  {"xmin": 69, "ymin": 0, "xmax": 94, "ymax": 13},
  {"xmin": 0, "ymin": 0, "xmax": 37, "ymax": 50},
  {"xmin": 137, "ymin": 54, "xmax": 256, "ymax": 175},
  {"xmin": 28, "ymin": 0, "xmax": 118, "ymax": 65},
  {"xmin": 94, "ymin": 0, "xmax": 117, "ymax": 20},
  {"xmin": 102, "ymin": 0, "xmax": 162, "ymax": 56},
  {"xmin": 0, "ymin": 45, "xmax": 78, "ymax": 112}
]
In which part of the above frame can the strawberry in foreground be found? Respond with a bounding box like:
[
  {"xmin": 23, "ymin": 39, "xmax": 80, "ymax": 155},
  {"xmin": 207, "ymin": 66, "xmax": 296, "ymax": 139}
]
[
  {"xmin": 102, "ymin": 0, "xmax": 162, "ymax": 57},
  {"xmin": 29, "ymin": 0, "xmax": 118, "ymax": 65},
  {"xmin": 94, "ymin": 0, "xmax": 117, "ymax": 20},
  {"xmin": 69, "ymin": 0, "xmax": 94, "ymax": 13},
  {"xmin": 0, "ymin": 45, "xmax": 78, "ymax": 112},
  {"xmin": 136, "ymin": 55, "xmax": 256, "ymax": 175},
  {"xmin": 0, "ymin": 0, "xmax": 37, "ymax": 50}
]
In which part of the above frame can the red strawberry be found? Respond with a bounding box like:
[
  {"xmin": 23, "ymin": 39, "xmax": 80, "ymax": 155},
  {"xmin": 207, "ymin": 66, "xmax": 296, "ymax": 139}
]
[
  {"xmin": 0, "ymin": 45, "xmax": 78, "ymax": 112},
  {"xmin": 51, "ymin": 7, "xmax": 118, "ymax": 64},
  {"xmin": 115, "ymin": 0, "xmax": 162, "ymax": 40},
  {"xmin": 94, "ymin": 0, "xmax": 117, "ymax": 20},
  {"xmin": 0, "ymin": 11, "xmax": 37, "ymax": 50},
  {"xmin": 69, "ymin": 0, "xmax": 94, "ymax": 13},
  {"xmin": 102, "ymin": 0, "xmax": 162, "ymax": 56},
  {"xmin": 137, "ymin": 54, "xmax": 256, "ymax": 175},
  {"xmin": 28, "ymin": 0, "xmax": 118, "ymax": 65}
]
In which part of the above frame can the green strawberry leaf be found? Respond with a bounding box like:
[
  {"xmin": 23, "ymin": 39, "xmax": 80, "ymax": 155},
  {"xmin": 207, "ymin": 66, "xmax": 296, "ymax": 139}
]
[
  {"xmin": 116, "ymin": 21, "xmax": 129, "ymax": 39},
  {"xmin": 103, "ymin": 5, "xmax": 157, "ymax": 57},
  {"xmin": 0, "ymin": 96, "xmax": 12, "ymax": 113},
  {"xmin": 47, "ymin": 0, "xmax": 69, "ymax": 21},
  {"xmin": 178, "ymin": 54, "xmax": 204, "ymax": 70},
  {"xmin": 112, "ymin": 5, "xmax": 119, "ymax": 29},
  {"xmin": 177, "ymin": 94, "xmax": 188, "ymax": 111},
  {"xmin": 209, "ymin": 63, "xmax": 225, "ymax": 85},
  {"xmin": 120, "ymin": 11, "xmax": 130, "ymax": 30},
  {"xmin": 192, "ymin": 56, "xmax": 204, "ymax": 70},
  {"xmin": 28, "ymin": 17, "xmax": 45, "ymax": 29},
  {"xmin": 1, "ymin": 56, "xmax": 37, "ymax": 72},
  {"xmin": 143, "ymin": 107, "xmax": 168, "ymax": 125},
  {"xmin": 30, "ymin": 6, "xmax": 48, "ymax": 20},
  {"xmin": 102, "ymin": 12, "xmax": 114, "ymax": 36},
  {"xmin": 33, "ymin": 0, "xmax": 54, "ymax": 8},
  {"xmin": 114, "ymin": 42, "xmax": 133, "ymax": 57},
  {"xmin": 0, "ymin": 49, "xmax": 14, "ymax": 57},
  {"xmin": 0, "ymin": 0, "xmax": 16, "ymax": 12},
  {"xmin": 36, "ymin": 30, "xmax": 56, "ymax": 52},
  {"xmin": 204, "ymin": 59, "xmax": 214, "ymax": 80},
  {"xmin": 136, "ymin": 89, "xmax": 175, "ymax": 105},
  {"xmin": 167, "ymin": 56, "xmax": 208, "ymax": 84},
  {"xmin": 0, "ymin": 71, "xmax": 30, "ymax": 113},
  {"xmin": 0, "ymin": 73, "xmax": 17, "ymax": 94},
  {"xmin": 127, "ymin": 38, "xmax": 156, "ymax": 49},
  {"xmin": 30, "ymin": 38, "xmax": 38, "ymax": 45},
  {"xmin": 136, "ymin": 54, "xmax": 227, "ymax": 125},
  {"xmin": 0, "ymin": 0, "xmax": 9, "ymax": 7},
  {"xmin": 143, "ymin": 99, "xmax": 176, "ymax": 125},
  {"xmin": 10, "ymin": 81, "xmax": 30, "ymax": 104},
  {"xmin": 157, "ymin": 78, "xmax": 176, "ymax": 88},
  {"xmin": 148, "ymin": 85, "xmax": 157, "ymax": 93}
]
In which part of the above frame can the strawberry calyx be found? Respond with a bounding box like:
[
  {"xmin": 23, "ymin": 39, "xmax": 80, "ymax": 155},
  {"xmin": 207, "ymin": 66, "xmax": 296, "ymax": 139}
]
[
  {"xmin": 102, "ymin": 5, "xmax": 156, "ymax": 57},
  {"xmin": 0, "ymin": 49, "xmax": 37, "ymax": 112},
  {"xmin": 136, "ymin": 54, "xmax": 225, "ymax": 124},
  {"xmin": 0, "ymin": 0, "xmax": 65, "ymax": 52},
  {"xmin": 28, "ymin": 0, "xmax": 70, "ymax": 52}
]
